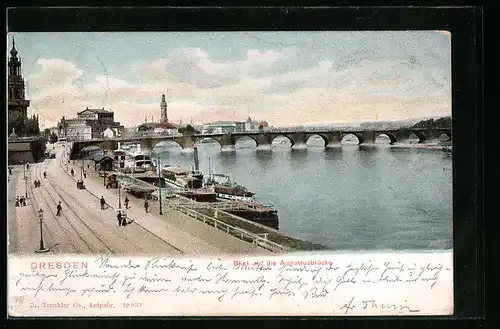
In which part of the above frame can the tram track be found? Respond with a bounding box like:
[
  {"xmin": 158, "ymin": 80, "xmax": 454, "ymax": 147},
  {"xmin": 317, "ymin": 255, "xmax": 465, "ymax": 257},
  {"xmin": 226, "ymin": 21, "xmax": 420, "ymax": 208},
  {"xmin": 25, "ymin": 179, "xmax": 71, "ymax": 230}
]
[
  {"xmin": 34, "ymin": 161, "xmax": 116, "ymax": 254},
  {"xmin": 57, "ymin": 149, "xmax": 185, "ymax": 254},
  {"xmin": 26, "ymin": 165, "xmax": 77, "ymax": 253}
]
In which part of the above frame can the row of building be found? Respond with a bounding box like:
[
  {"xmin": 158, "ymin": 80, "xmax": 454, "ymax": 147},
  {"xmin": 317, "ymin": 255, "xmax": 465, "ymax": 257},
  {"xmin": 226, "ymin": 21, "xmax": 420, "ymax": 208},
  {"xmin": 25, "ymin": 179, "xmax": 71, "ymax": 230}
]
[
  {"xmin": 56, "ymin": 98, "xmax": 269, "ymax": 141},
  {"xmin": 201, "ymin": 117, "xmax": 269, "ymax": 134},
  {"xmin": 8, "ymin": 37, "xmax": 272, "ymax": 143}
]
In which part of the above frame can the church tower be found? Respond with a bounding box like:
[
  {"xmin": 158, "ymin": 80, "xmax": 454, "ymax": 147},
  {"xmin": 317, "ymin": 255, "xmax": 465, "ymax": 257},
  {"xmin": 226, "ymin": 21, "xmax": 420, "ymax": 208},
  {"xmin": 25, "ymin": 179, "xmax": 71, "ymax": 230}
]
[
  {"xmin": 160, "ymin": 94, "xmax": 168, "ymax": 123},
  {"xmin": 8, "ymin": 37, "xmax": 30, "ymax": 120}
]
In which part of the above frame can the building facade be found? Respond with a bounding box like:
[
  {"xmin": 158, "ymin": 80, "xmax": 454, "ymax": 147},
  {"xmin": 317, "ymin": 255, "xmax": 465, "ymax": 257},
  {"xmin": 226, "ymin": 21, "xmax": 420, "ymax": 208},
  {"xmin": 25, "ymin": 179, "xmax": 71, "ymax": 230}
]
[
  {"xmin": 102, "ymin": 127, "xmax": 121, "ymax": 138},
  {"xmin": 245, "ymin": 116, "xmax": 259, "ymax": 131},
  {"xmin": 202, "ymin": 121, "xmax": 238, "ymax": 134},
  {"xmin": 57, "ymin": 107, "xmax": 124, "ymax": 141},
  {"xmin": 8, "ymin": 38, "xmax": 30, "ymax": 123},
  {"xmin": 202, "ymin": 118, "xmax": 261, "ymax": 134}
]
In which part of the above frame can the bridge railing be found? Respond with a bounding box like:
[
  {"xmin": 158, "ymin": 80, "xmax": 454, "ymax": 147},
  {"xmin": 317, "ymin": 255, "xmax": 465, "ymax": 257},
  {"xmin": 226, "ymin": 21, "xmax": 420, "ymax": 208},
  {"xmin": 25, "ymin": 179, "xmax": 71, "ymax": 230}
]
[
  {"xmin": 170, "ymin": 202, "xmax": 289, "ymax": 253},
  {"xmin": 69, "ymin": 127, "xmax": 452, "ymax": 145}
]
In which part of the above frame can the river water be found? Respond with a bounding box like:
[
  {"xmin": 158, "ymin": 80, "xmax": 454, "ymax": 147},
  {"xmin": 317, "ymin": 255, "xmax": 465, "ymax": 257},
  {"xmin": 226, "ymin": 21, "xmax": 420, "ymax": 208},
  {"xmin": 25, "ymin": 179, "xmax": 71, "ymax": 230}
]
[{"xmin": 149, "ymin": 136, "xmax": 452, "ymax": 252}]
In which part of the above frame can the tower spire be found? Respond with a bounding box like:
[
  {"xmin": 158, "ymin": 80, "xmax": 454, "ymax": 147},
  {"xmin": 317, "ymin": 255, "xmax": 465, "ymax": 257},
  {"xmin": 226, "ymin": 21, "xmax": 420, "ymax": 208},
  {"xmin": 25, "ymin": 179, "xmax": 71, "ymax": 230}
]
[
  {"xmin": 160, "ymin": 94, "xmax": 168, "ymax": 123},
  {"xmin": 8, "ymin": 36, "xmax": 30, "ymax": 120},
  {"xmin": 10, "ymin": 37, "xmax": 18, "ymax": 57}
]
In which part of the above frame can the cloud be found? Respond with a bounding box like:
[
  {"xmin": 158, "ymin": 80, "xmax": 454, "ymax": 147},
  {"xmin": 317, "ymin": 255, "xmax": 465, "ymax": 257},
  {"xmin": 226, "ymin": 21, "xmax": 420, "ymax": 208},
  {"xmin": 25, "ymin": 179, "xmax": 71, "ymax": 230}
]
[
  {"xmin": 137, "ymin": 47, "xmax": 294, "ymax": 89},
  {"xmin": 24, "ymin": 40, "xmax": 450, "ymax": 129}
]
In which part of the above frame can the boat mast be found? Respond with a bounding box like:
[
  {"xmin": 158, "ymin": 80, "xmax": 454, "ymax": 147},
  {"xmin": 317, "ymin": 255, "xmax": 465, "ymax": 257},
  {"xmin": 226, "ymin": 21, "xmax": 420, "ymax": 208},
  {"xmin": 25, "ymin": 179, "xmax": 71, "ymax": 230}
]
[{"xmin": 193, "ymin": 146, "xmax": 200, "ymax": 172}]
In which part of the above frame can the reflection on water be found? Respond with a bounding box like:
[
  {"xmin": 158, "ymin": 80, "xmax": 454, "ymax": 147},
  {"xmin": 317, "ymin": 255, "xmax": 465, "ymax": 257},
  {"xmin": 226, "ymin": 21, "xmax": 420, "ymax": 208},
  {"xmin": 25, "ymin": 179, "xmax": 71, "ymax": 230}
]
[{"xmin": 152, "ymin": 139, "xmax": 452, "ymax": 251}]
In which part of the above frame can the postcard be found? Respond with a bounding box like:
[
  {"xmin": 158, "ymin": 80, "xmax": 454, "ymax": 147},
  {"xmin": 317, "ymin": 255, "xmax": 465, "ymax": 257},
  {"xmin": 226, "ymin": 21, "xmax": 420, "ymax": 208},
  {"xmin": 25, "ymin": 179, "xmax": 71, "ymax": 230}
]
[{"xmin": 7, "ymin": 30, "xmax": 453, "ymax": 317}]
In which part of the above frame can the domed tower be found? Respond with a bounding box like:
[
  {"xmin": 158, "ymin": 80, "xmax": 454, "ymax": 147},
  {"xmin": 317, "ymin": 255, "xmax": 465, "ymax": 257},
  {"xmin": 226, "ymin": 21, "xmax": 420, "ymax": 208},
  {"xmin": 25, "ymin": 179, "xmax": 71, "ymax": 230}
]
[
  {"xmin": 160, "ymin": 94, "xmax": 168, "ymax": 123},
  {"xmin": 8, "ymin": 37, "xmax": 30, "ymax": 120}
]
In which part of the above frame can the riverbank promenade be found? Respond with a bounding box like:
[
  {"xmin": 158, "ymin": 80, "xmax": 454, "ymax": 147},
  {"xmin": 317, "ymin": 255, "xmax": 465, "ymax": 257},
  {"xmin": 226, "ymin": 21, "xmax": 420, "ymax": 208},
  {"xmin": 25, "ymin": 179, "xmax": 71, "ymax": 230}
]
[{"xmin": 7, "ymin": 145, "xmax": 269, "ymax": 256}]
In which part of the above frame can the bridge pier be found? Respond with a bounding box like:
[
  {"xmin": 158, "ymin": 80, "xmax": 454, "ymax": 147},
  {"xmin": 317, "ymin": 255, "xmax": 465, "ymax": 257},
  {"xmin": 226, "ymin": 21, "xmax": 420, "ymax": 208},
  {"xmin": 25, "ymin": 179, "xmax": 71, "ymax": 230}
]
[
  {"xmin": 218, "ymin": 134, "xmax": 236, "ymax": 151},
  {"xmin": 172, "ymin": 136, "xmax": 198, "ymax": 149},
  {"xmin": 289, "ymin": 132, "xmax": 306, "ymax": 147},
  {"xmin": 140, "ymin": 139, "xmax": 156, "ymax": 152},
  {"xmin": 101, "ymin": 140, "xmax": 118, "ymax": 157},
  {"xmin": 253, "ymin": 133, "xmax": 273, "ymax": 148},
  {"xmin": 324, "ymin": 132, "xmax": 342, "ymax": 147},
  {"xmin": 359, "ymin": 131, "xmax": 377, "ymax": 144}
]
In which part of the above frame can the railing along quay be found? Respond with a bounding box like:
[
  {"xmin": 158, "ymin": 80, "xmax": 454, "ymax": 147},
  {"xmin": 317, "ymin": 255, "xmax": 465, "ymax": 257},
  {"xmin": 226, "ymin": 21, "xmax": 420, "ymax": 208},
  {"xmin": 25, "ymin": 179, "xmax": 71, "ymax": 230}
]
[
  {"xmin": 170, "ymin": 202, "xmax": 289, "ymax": 253},
  {"xmin": 115, "ymin": 174, "xmax": 290, "ymax": 252}
]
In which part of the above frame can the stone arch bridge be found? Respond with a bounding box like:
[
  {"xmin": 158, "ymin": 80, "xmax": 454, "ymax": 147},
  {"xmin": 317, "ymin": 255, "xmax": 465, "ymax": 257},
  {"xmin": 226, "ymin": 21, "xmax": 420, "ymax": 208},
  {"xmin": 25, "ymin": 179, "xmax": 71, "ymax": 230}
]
[{"xmin": 68, "ymin": 128, "xmax": 451, "ymax": 159}]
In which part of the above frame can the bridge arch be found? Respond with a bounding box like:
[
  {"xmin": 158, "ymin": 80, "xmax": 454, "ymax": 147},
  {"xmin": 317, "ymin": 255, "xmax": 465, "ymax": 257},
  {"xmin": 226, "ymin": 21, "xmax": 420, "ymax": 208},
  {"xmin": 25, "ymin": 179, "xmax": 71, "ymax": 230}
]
[
  {"xmin": 410, "ymin": 131, "xmax": 427, "ymax": 143},
  {"xmin": 305, "ymin": 134, "xmax": 329, "ymax": 147},
  {"xmin": 438, "ymin": 132, "xmax": 452, "ymax": 142},
  {"xmin": 152, "ymin": 139, "xmax": 183, "ymax": 150},
  {"xmin": 270, "ymin": 135, "xmax": 295, "ymax": 147},
  {"xmin": 376, "ymin": 133, "xmax": 397, "ymax": 144},
  {"xmin": 78, "ymin": 145, "xmax": 106, "ymax": 159},
  {"xmin": 341, "ymin": 133, "xmax": 363, "ymax": 145},
  {"xmin": 234, "ymin": 135, "xmax": 258, "ymax": 148},
  {"xmin": 195, "ymin": 136, "xmax": 223, "ymax": 149},
  {"xmin": 70, "ymin": 140, "xmax": 116, "ymax": 159}
]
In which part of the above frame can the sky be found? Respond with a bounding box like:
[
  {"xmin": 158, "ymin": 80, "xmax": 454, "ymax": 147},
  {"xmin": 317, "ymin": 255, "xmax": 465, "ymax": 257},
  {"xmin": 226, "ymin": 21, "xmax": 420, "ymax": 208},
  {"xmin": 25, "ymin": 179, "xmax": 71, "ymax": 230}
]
[{"xmin": 7, "ymin": 31, "xmax": 451, "ymax": 129}]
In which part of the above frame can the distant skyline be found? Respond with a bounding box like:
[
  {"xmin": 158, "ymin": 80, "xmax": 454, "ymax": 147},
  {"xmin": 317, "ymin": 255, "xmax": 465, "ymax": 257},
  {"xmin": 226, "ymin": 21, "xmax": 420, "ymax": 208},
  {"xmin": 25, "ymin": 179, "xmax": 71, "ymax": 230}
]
[{"xmin": 7, "ymin": 31, "xmax": 451, "ymax": 128}]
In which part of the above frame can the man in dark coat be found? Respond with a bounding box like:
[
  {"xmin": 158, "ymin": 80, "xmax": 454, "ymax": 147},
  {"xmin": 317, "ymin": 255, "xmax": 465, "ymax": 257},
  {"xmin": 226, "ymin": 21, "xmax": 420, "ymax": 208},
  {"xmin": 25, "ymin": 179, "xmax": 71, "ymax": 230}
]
[
  {"xmin": 124, "ymin": 196, "xmax": 129, "ymax": 209},
  {"xmin": 117, "ymin": 210, "xmax": 123, "ymax": 226},
  {"xmin": 56, "ymin": 202, "xmax": 62, "ymax": 216},
  {"xmin": 100, "ymin": 196, "xmax": 106, "ymax": 210},
  {"xmin": 144, "ymin": 200, "xmax": 149, "ymax": 213}
]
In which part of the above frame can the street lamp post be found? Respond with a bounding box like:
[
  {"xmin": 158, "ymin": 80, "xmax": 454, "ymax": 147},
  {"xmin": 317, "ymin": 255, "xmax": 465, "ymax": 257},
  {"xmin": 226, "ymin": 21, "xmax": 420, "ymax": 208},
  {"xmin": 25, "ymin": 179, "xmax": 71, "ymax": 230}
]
[
  {"xmin": 24, "ymin": 163, "xmax": 28, "ymax": 198},
  {"xmin": 158, "ymin": 157, "xmax": 163, "ymax": 215},
  {"xmin": 118, "ymin": 182, "xmax": 122, "ymax": 209},
  {"xmin": 35, "ymin": 208, "xmax": 49, "ymax": 253}
]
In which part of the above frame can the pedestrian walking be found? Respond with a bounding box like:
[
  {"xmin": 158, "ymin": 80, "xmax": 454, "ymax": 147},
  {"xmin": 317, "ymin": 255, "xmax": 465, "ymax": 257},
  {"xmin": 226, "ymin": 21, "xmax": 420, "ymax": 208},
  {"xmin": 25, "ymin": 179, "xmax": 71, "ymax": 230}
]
[
  {"xmin": 117, "ymin": 210, "xmax": 123, "ymax": 226},
  {"xmin": 83, "ymin": 172, "xmax": 87, "ymax": 178},
  {"xmin": 8, "ymin": 167, "xmax": 12, "ymax": 175},
  {"xmin": 37, "ymin": 180, "xmax": 41, "ymax": 187},
  {"xmin": 15, "ymin": 197, "xmax": 19, "ymax": 207},
  {"xmin": 43, "ymin": 172, "xmax": 47, "ymax": 178},
  {"xmin": 87, "ymin": 164, "xmax": 90, "ymax": 170},
  {"xmin": 21, "ymin": 196, "xmax": 26, "ymax": 207},
  {"xmin": 56, "ymin": 201, "xmax": 62, "ymax": 216},
  {"xmin": 34, "ymin": 181, "xmax": 37, "ymax": 188},
  {"xmin": 144, "ymin": 200, "xmax": 149, "ymax": 213},
  {"xmin": 100, "ymin": 196, "xmax": 106, "ymax": 210},
  {"xmin": 71, "ymin": 169, "xmax": 74, "ymax": 176},
  {"xmin": 124, "ymin": 196, "xmax": 129, "ymax": 209}
]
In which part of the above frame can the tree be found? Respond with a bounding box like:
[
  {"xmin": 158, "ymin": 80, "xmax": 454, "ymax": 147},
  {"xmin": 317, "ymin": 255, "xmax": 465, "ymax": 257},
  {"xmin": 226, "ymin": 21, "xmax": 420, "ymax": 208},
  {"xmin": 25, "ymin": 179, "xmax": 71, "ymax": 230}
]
[
  {"xmin": 412, "ymin": 116, "xmax": 451, "ymax": 129},
  {"xmin": 21, "ymin": 118, "xmax": 40, "ymax": 136},
  {"xmin": 43, "ymin": 128, "xmax": 51, "ymax": 140},
  {"xmin": 179, "ymin": 124, "xmax": 200, "ymax": 135},
  {"xmin": 49, "ymin": 132, "xmax": 58, "ymax": 144}
]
